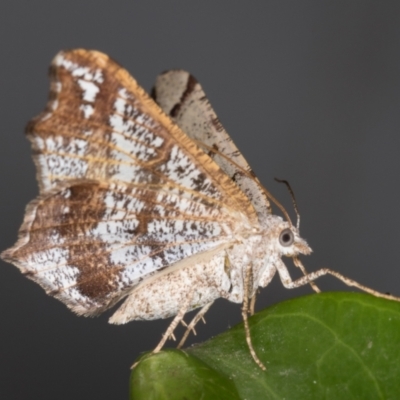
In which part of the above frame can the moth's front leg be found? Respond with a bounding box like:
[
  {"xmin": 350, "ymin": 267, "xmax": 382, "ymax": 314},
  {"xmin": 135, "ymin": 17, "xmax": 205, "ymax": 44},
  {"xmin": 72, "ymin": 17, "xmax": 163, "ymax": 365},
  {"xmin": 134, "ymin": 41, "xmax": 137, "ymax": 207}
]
[{"xmin": 275, "ymin": 259, "xmax": 400, "ymax": 302}]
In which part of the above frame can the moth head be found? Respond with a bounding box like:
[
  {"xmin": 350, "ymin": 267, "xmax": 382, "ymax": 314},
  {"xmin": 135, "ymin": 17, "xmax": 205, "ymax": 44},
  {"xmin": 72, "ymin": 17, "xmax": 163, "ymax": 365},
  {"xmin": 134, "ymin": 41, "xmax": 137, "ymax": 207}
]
[
  {"xmin": 262, "ymin": 178, "xmax": 311, "ymax": 257},
  {"xmin": 269, "ymin": 219, "xmax": 312, "ymax": 257}
]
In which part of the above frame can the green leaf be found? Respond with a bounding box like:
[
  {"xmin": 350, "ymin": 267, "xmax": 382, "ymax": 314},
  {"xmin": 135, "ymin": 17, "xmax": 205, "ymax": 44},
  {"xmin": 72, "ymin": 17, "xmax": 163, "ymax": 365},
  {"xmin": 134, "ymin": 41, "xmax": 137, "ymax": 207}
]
[
  {"xmin": 130, "ymin": 292, "xmax": 400, "ymax": 399},
  {"xmin": 130, "ymin": 349, "xmax": 240, "ymax": 399}
]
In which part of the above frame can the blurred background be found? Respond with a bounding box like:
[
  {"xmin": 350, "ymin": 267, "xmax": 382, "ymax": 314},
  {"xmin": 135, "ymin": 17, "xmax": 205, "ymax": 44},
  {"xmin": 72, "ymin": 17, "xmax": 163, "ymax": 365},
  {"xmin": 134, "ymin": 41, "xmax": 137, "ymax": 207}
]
[{"xmin": 1, "ymin": 1, "xmax": 400, "ymax": 398}]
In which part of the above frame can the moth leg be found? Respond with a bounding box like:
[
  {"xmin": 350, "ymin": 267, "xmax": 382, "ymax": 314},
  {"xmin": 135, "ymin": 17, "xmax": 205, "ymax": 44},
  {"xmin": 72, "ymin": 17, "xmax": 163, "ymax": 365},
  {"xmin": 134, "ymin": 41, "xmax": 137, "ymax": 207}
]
[
  {"xmin": 242, "ymin": 265, "xmax": 266, "ymax": 371},
  {"xmin": 293, "ymin": 257, "xmax": 321, "ymax": 293},
  {"xmin": 177, "ymin": 301, "xmax": 214, "ymax": 349},
  {"xmin": 249, "ymin": 291, "xmax": 258, "ymax": 316},
  {"xmin": 152, "ymin": 293, "xmax": 194, "ymax": 354},
  {"xmin": 276, "ymin": 260, "xmax": 400, "ymax": 302}
]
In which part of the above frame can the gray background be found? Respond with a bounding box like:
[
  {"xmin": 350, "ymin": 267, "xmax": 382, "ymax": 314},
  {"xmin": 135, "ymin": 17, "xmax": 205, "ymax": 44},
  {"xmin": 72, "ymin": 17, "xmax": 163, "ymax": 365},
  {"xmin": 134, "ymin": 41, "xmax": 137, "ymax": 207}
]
[{"xmin": 1, "ymin": 1, "xmax": 400, "ymax": 399}]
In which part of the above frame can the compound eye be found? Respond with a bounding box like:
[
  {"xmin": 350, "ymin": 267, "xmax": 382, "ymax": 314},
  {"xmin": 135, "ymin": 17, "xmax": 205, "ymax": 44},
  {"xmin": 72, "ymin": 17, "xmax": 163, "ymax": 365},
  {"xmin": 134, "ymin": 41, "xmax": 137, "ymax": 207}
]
[{"xmin": 279, "ymin": 228, "xmax": 294, "ymax": 247}]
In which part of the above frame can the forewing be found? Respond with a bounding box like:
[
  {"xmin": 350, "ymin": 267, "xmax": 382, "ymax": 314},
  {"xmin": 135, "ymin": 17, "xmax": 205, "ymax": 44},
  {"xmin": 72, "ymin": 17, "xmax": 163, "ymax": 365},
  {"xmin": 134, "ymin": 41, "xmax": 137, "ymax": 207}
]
[
  {"xmin": 28, "ymin": 50, "xmax": 255, "ymax": 220},
  {"xmin": 153, "ymin": 70, "xmax": 271, "ymax": 224},
  {"xmin": 3, "ymin": 50, "xmax": 258, "ymax": 315}
]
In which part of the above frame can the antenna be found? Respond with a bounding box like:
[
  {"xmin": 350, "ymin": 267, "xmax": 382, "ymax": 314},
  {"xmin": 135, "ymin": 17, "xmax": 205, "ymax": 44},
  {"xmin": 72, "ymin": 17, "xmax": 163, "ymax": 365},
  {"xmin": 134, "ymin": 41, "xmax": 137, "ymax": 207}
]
[
  {"xmin": 274, "ymin": 178, "xmax": 300, "ymax": 230},
  {"xmin": 192, "ymin": 139, "xmax": 293, "ymax": 226}
]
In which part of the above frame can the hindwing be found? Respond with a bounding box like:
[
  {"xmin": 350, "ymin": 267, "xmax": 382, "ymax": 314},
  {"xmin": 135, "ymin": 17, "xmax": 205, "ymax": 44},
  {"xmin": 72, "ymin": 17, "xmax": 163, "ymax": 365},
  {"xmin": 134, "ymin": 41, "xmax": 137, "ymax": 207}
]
[{"xmin": 153, "ymin": 69, "xmax": 271, "ymax": 224}]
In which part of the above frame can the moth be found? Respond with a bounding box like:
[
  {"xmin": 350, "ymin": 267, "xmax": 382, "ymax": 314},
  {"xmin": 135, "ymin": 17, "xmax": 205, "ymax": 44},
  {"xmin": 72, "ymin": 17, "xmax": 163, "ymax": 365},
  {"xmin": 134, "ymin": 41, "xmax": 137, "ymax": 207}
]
[{"xmin": 2, "ymin": 49, "xmax": 398, "ymax": 370}]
